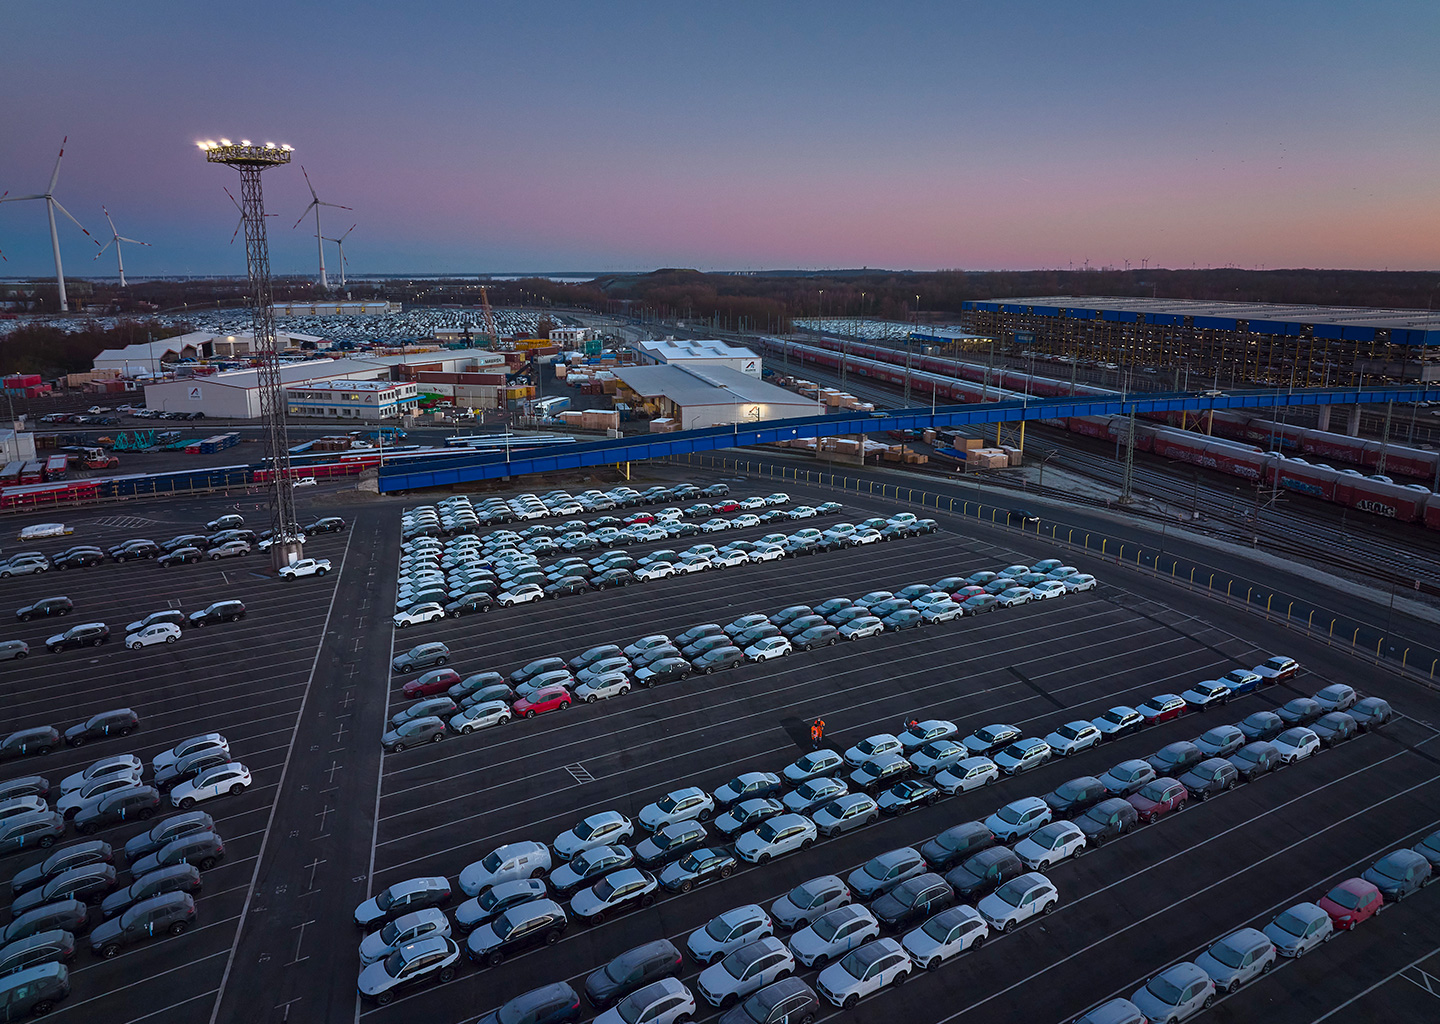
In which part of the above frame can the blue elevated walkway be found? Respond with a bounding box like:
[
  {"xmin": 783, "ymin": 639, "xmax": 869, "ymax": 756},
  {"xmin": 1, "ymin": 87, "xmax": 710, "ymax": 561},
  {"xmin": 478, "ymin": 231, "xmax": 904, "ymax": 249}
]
[{"xmin": 378, "ymin": 385, "xmax": 1440, "ymax": 491}]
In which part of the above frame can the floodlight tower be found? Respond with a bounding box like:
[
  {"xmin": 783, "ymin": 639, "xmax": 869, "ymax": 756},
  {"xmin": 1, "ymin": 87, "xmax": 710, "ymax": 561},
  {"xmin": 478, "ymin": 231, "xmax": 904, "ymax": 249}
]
[{"xmin": 198, "ymin": 139, "xmax": 303, "ymax": 567}]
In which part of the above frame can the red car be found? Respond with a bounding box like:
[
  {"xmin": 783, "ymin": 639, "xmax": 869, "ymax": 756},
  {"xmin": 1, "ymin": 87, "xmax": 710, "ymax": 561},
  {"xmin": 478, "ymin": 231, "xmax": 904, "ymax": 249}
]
[
  {"xmin": 1318, "ymin": 878, "xmax": 1383, "ymax": 930},
  {"xmin": 624, "ymin": 513, "xmax": 656, "ymax": 525},
  {"xmin": 512, "ymin": 685, "xmax": 572, "ymax": 718},
  {"xmin": 952, "ymin": 586, "xmax": 986, "ymax": 600},
  {"xmin": 1137, "ymin": 694, "xmax": 1188, "ymax": 725},
  {"xmin": 1127, "ymin": 777, "xmax": 1189, "ymax": 824},
  {"xmin": 402, "ymin": 669, "xmax": 462, "ymax": 700},
  {"xmin": 713, "ymin": 501, "xmax": 741, "ymax": 513}
]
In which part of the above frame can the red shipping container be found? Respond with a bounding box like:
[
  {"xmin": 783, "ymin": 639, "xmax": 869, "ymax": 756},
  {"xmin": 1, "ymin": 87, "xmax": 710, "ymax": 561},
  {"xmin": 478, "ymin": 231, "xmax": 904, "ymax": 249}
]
[{"xmin": 3, "ymin": 374, "xmax": 41, "ymax": 388}]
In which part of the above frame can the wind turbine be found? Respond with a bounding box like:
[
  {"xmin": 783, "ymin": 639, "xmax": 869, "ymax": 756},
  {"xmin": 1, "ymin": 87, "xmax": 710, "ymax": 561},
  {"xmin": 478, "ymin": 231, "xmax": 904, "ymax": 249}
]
[
  {"xmin": 93, "ymin": 206, "xmax": 150, "ymax": 288},
  {"xmin": 321, "ymin": 223, "xmax": 355, "ymax": 289},
  {"xmin": 0, "ymin": 137, "xmax": 100, "ymax": 311},
  {"xmin": 292, "ymin": 166, "xmax": 349, "ymax": 290}
]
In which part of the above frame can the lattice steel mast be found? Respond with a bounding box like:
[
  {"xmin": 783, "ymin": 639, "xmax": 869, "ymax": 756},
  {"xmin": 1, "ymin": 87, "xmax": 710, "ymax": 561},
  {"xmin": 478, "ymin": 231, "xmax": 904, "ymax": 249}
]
[{"xmin": 198, "ymin": 140, "xmax": 304, "ymax": 566}]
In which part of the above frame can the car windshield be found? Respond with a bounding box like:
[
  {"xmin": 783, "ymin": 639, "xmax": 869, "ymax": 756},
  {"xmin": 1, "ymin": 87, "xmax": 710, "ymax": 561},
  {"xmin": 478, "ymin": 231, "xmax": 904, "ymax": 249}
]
[
  {"xmin": 1055, "ymin": 724, "xmax": 1081, "ymax": 740},
  {"xmin": 1369, "ymin": 859, "xmax": 1404, "ymax": 883},
  {"xmin": 480, "ymin": 851, "xmax": 504, "ymax": 873},
  {"xmin": 840, "ymin": 943, "xmax": 883, "ymax": 977},
  {"xmin": 1101, "ymin": 710, "xmax": 1129, "ymax": 725},
  {"xmin": 1192, "ymin": 763, "xmax": 1220, "ymax": 781},
  {"xmin": 1208, "ymin": 939, "xmax": 1246, "ymax": 969},
  {"xmin": 812, "ymin": 909, "xmax": 852, "ymax": 941},
  {"xmin": 615, "ymin": 994, "xmax": 652, "ymax": 1024},
  {"xmin": 591, "ymin": 877, "xmax": 618, "ymax": 901},
  {"xmin": 1145, "ymin": 976, "xmax": 1186, "ymax": 1005},
  {"xmin": 382, "ymin": 949, "xmax": 407, "ymax": 976},
  {"xmin": 374, "ymin": 890, "xmax": 394, "ymax": 911},
  {"xmin": 1137, "ymin": 782, "xmax": 1167, "ymax": 801},
  {"xmin": 1326, "ymin": 886, "xmax": 1365, "ymax": 910},
  {"xmin": 922, "ymin": 915, "xmax": 958, "ymax": 943},
  {"xmin": 1201, "ymin": 729, "xmax": 1232, "ymax": 746},
  {"xmin": 755, "ymin": 821, "xmax": 783, "ymax": 842},
  {"xmin": 790, "ymin": 881, "xmax": 822, "ymax": 907},
  {"xmin": 378, "ymin": 920, "xmax": 403, "ymax": 944},
  {"xmin": 863, "ymin": 859, "xmax": 893, "ymax": 880},
  {"xmin": 993, "ymin": 879, "xmax": 1028, "ymax": 907},
  {"xmin": 1274, "ymin": 911, "xmax": 1308, "ymax": 937},
  {"xmin": 573, "ymin": 818, "xmax": 604, "ymax": 840},
  {"xmin": 723, "ymin": 943, "xmax": 764, "ymax": 978},
  {"xmin": 995, "ymin": 804, "xmax": 1027, "ymax": 824},
  {"xmin": 656, "ymin": 794, "xmax": 682, "ymax": 813},
  {"xmin": 706, "ymin": 914, "xmax": 745, "ymax": 940}
]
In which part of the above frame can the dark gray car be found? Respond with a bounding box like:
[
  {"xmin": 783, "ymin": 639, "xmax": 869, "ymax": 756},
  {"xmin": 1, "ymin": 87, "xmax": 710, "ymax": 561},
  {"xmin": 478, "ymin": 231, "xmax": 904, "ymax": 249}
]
[
  {"xmin": 101, "ymin": 864, "xmax": 202, "ymax": 919},
  {"xmin": 124, "ymin": 812, "xmax": 215, "ymax": 862},
  {"xmin": 10, "ymin": 863, "xmax": 117, "ymax": 917},
  {"xmin": 584, "ymin": 938, "xmax": 683, "ymax": 1009},
  {"xmin": 0, "ymin": 962, "xmax": 70, "ymax": 1017},
  {"xmin": 129, "ymin": 831, "xmax": 226, "ymax": 876},
  {"xmin": 0, "ymin": 900, "xmax": 89, "ymax": 947},
  {"xmin": 0, "ymin": 930, "xmax": 75, "ymax": 976},
  {"xmin": 1179, "ymin": 758, "xmax": 1240, "ymax": 800},
  {"xmin": 718, "ymin": 976, "xmax": 820, "ymax": 1024},
  {"xmin": 0, "ymin": 727, "xmax": 60, "ymax": 760},
  {"xmin": 11, "ymin": 840, "xmax": 111, "ymax": 897},
  {"xmin": 90, "ymin": 891, "xmax": 196, "ymax": 957}
]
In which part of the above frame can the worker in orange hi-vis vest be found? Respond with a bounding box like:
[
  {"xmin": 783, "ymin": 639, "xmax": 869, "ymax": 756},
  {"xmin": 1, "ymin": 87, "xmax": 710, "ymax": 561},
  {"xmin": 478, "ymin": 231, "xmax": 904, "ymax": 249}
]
[{"xmin": 811, "ymin": 719, "xmax": 825, "ymax": 749}]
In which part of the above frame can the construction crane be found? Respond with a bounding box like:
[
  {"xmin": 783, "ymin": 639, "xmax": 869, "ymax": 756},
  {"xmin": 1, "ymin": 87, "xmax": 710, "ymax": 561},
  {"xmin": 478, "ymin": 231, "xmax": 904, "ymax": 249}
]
[{"xmin": 479, "ymin": 285, "xmax": 500, "ymax": 347}]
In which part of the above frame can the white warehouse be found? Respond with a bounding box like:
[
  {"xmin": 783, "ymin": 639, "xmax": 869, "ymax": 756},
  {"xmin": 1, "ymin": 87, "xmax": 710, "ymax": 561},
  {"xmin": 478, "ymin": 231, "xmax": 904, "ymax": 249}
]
[
  {"xmin": 285, "ymin": 379, "xmax": 419, "ymax": 421},
  {"xmin": 637, "ymin": 339, "xmax": 761, "ymax": 378}
]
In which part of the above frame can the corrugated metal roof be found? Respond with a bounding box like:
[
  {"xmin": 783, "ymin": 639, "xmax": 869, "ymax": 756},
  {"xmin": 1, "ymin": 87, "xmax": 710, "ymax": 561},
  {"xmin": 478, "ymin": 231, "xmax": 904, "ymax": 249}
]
[
  {"xmin": 971, "ymin": 296, "xmax": 1440, "ymax": 331},
  {"xmin": 612, "ymin": 364, "xmax": 817, "ymax": 409}
]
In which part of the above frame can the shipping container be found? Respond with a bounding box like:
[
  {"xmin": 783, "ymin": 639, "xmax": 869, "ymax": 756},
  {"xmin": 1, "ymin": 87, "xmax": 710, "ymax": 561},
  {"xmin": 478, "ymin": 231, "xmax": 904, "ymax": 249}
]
[
  {"xmin": 43, "ymin": 454, "xmax": 69, "ymax": 481},
  {"xmin": 19, "ymin": 461, "xmax": 45, "ymax": 484}
]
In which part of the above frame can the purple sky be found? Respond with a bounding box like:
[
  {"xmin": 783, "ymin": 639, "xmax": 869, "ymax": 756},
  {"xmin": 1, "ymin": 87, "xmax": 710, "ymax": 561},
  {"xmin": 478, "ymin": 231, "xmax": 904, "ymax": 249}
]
[{"xmin": 2, "ymin": 0, "xmax": 1437, "ymax": 279}]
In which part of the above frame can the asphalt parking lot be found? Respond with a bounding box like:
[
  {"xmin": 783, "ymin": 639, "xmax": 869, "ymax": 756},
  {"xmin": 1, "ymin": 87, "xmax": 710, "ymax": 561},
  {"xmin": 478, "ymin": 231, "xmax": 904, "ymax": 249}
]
[
  {"xmin": 364, "ymin": 475, "xmax": 1440, "ymax": 1024},
  {"xmin": 0, "ymin": 494, "xmax": 355, "ymax": 1024},
  {"xmin": 4, "ymin": 469, "xmax": 1439, "ymax": 1024}
]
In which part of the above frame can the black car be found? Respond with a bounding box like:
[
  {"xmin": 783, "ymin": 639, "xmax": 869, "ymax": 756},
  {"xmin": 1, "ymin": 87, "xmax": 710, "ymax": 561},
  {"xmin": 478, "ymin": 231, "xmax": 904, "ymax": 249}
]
[
  {"xmin": 446, "ymin": 594, "xmax": 495, "ymax": 616},
  {"xmin": 158, "ymin": 547, "xmax": 203, "ymax": 567},
  {"xmin": 1146, "ymin": 741, "xmax": 1205, "ymax": 777},
  {"xmin": 123, "ymin": 812, "xmax": 215, "ymax": 862},
  {"xmin": 635, "ymin": 658, "xmax": 692, "ymax": 687},
  {"xmin": 1228, "ymin": 741, "xmax": 1281, "ymax": 781},
  {"xmin": 304, "ymin": 517, "xmax": 347, "ymax": 533},
  {"xmin": 188, "ymin": 600, "xmax": 246, "ymax": 627},
  {"xmin": 718, "ymin": 977, "xmax": 820, "ymax": 1024},
  {"xmin": 944, "ymin": 847, "xmax": 1025, "ymax": 900},
  {"xmin": 658, "ymin": 848, "xmax": 736, "ymax": 893},
  {"xmin": 46, "ymin": 622, "xmax": 109, "ymax": 653},
  {"xmin": 779, "ymin": 615, "xmax": 825, "ymax": 638},
  {"xmin": 1007, "ymin": 508, "xmax": 1040, "ymax": 524},
  {"xmin": 0, "ymin": 931, "xmax": 75, "ymax": 977},
  {"xmin": 920, "ymin": 822, "xmax": 996, "ymax": 872},
  {"xmin": 1362, "ymin": 849, "xmax": 1433, "ymax": 902},
  {"xmin": 635, "ymin": 821, "xmax": 709, "ymax": 868},
  {"xmin": 0, "ymin": 727, "xmax": 60, "ymax": 760},
  {"xmin": 1075, "ymin": 798, "xmax": 1139, "ymax": 845},
  {"xmin": 1238, "ymin": 711, "xmax": 1284, "ymax": 742},
  {"xmin": 11, "ymin": 840, "xmax": 112, "ymax": 897},
  {"xmin": 9, "ymin": 864, "xmax": 117, "ymax": 917},
  {"xmin": 477, "ymin": 982, "xmax": 582, "ymax": 1024},
  {"xmin": 544, "ymin": 578, "xmax": 591, "ymax": 598},
  {"xmin": 589, "ymin": 568, "xmax": 634, "ymax": 590},
  {"xmin": 1312, "ymin": 712, "xmax": 1358, "ymax": 748},
  {"xmin": 74, "ymin": 786, "xmax": 161, "ymax": 836},
  {"xmin": 90, "ymin": 891, "xmax": 195, "ymax": 958},
  {"xmin": 16, "ymin": 597, "xmax": 73, "ymax": 622},
  {"xmin": 793, "ymin": 624, "xmax": 840, "ymax": 649},
  {"xmin": 161, "ymin": 534, "xmax": 209, "ymax": 553},
  {"xmin": 584, "ymin": 938, "xmax": 683, "ymax": 1009},
  {"xmin": 108, "ymin": 540, "xmax": 160, "ymax": 562},
  {"xmin": 1042, "ymin": 776, "xmax": 1109, "ymax": 818},
  {"xmin": 871, "ymin": 872, "xmax": 954, "ymax": 931},
  {"xmin": 0, "ymin": 963, "xmax": 70, "ymax": 1018},
  {"xmin": 0, "ymin": 901, "xmax": 89, "ymax": 946},
  {"xmin": 1276, "ymin": 697, "xmax": 1325, "ymax": 727},
  {"xmin": 1178, "ymin": 758, "xmax": 1240, "ymax": 801},
  {"xmin": 682, "ymin": 634, "xmax": 732, "ymax": 660},
  {"xmin": 64, "ymin": 708, "xmax": 138, "ymax": 747},
  {"xmin": 465, "ymin": 898, "xmax": 568, "ymax": 966},
  {"xmin": 129, "ymin": 831, "xmax": 225, "ymax": 876},
  {"xmin": 52, "ymin": 548, "xmax": 104, "ymax": 570},
  {"xmin": 693, "ymin": 646, "xmax": 745, "ymax": 674}
]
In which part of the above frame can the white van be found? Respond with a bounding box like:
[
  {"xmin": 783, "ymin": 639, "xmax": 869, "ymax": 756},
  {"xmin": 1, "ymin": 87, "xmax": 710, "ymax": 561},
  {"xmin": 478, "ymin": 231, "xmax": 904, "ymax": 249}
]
[{"xmin": 18, "ymin": 523, "xmax": 71, "ymax": 541}]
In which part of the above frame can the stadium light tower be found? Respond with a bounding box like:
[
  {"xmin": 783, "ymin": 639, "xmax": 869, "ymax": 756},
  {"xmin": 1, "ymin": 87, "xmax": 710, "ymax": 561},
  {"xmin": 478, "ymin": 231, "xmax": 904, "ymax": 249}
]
[{"xmin": 198, "ymin": 138, "xmax": 304, "ymax": 567}]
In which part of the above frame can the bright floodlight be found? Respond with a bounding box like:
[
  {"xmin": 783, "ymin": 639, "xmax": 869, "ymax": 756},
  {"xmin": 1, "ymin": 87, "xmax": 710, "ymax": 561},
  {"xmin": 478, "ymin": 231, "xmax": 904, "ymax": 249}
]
[
  {"xmin": 220, "ymin": 138, "xmax": 232, "ymax": 146},
  {"xmin": 203, "ymin": 140, "xmax": 293, "ymax": 167}
]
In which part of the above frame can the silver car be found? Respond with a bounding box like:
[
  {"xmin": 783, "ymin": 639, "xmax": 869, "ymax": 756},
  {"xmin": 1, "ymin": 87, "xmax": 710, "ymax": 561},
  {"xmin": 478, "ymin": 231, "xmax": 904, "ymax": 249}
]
[
  {"xmin": 1263, "ymin": 902, "xmax": 1334, "ymax": 957},
  {"xmin": 770, "ymin": 875, "xmax": 851, "ymax": 931},
  {"xmin": 1194, "ymin": 927, "xmax": 1275, "ymax": 993},
  {"xmin": 1130, "ymin": 962, "xmax": 1215, "ymax": 1023}
]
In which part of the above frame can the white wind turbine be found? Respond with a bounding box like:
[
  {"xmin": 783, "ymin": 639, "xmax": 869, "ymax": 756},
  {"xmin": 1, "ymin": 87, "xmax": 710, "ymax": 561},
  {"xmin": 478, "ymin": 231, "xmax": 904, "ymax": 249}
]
[
  {"xmin": 321, "ymin": 223, "xmax": 355, "ymax": 289},
  {"xmin": 93, "ymin": 206, "xmax": 150, "ymax": 287},
  {"xmin": 293, "ymin": 166, "xmax": 350, "ymax": 290},
  {"xmin": 0, "ymin": 137, "xmax": 100, "ymax": 311}
]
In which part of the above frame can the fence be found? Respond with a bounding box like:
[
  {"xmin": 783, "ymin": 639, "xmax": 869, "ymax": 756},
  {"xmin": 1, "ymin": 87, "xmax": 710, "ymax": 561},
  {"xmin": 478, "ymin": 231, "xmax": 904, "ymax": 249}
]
[{"xmin": 679, "ymin": 452, "xmax": 1440, "ymax": 689}]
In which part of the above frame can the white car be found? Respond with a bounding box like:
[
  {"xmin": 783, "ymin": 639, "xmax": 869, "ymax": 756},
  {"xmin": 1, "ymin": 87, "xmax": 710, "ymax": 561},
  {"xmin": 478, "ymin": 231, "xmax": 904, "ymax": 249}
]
[
  {"xmin": 731, "ymin": 514, "xmax": 761, "ymax": 528},
  {"xmin": 1063, "ymin": 573, "xmax": 1098, "ymax": 593},
  {"xmin": 696, "ymin": 936, "xmax": 795, "ymax": 1007},
  {"xmin": 901, "ymin": 904, "xmax": 989, "ymax": 969},
  {"xmin": 764, "ymin": 493, "xmax": 789, "ymax": 505},
  {"xmin": 575, "ymin": 673, "xmax": 632, "ymax": 703},
  {"xmin": 909, "ymin": 741, "xmax": 967, "ymax": 777},
  {"xmin": 639, "ymin": 787, "xmax": 715, "ymax": 832},
  {"xmin": 701, "ymin": 519, "xmax": 732, "ymax": 534},
  {"xmin": 496, "ymin": 584, "xmax": 544, "ymax": 606},
  {"xmin": 845, "ymin": 734, "xmax": 903, "ymax": 767},
  {"xmin": 789, "ymin": 905, "xmax": 881, "ymax": 968},
  {"xmin": 1314, "ymin": 684, "xmax": 1358, "ymax": 712},
  {"xmin": 839, "ymin": 617, "xmax": 884, "ymax": 640},
  {"xmin": 673, "ymin": 557, "xmax": 711, "ymax": 574},
  {"xmin": 984, "ymin": 797, "xmax": 1052, "ymax": 842},
  {"xmin": 259, "ymin": 532, "xmax": 308, "ymax": 551},
  {"xmin": 790, "ymin": 506, "xmax": 819, "ymax": 519},
  {"xmin": 624, "ymin": 635, "xmax": 672, "ymax": 659},
  {"xmin": 126, "ymin": 622, "xmax": 181, "ymax": 649},
  {"xmin": 687, "ymin": 905, "xmax": 774, "ymax": 965},
  {"xmin": 745, "ymin": 637, "xmax": 792, "ymax": 662},
  {"xmin": 1030, "ymin": 581, "xmax": 1068, "ymax": 600},
  {"xmin": 977, "ymin": 872, "xmax": 1058, "ymax": 933},
  {"xmin": 553, "ymin": 811, "xmax": 634, "ymax": 860},
  {"xmin": 933, "ymin": 757, "xmax": 1000, "ymax": 794},
  {"xmin": 358, "ymin": 907, "xmax": 451, "ymax": 965},
  {"xmin": 448, "ymin": 701, "xmax": 512, "ymax": 734},
  {"xmin": 738, "ymin": 497, "xmax": 766, "ymax": 510},
  {"xmin": 594, "ymin": 979, "xmax": 695, "ymax": 1024},
  {"xmin": 394, "ymin": 603, "xmax": 446, "ymax": 627},
  {"xmin": 1045, "ymin": 721, "xmax": 1103, "ymax": 757},
  {"xmin": 61, "ymin": 755, "xmax": 143, "ymax": 794},
  {"xmin": 735, "ymin": 814, "xmax": 817, "ymax": 864},
  {"xmin": 1272, "ymin": 727, "xmax": 1321, "ymax": 764},
  {"xmin": 920, "ymin": 600, "xmax": 963, "ymax": 623},
  {"xmin": 996, "ymin": 587, "xmax": 1033, "ymax": 607},
  {"xmin": 749, "ymin": 544, "xmax": 786, "ymax": 562},
  {"xmin": 357, "ymin": 934, "xmax": 460, "ymax": 1004},
  {"xmin": 816, "ymin": 937, "xmax": 912, "ymax": 1009},
  {"xmin": 1014, "ymin": 821, "xmax": 1087, "ymax": 869},
  {"xmin": 170, "ymin": 762, "xmax": 252, "ymax": 809},
  {"xmin": 635, "ymin": 562, "xmax": 675, "ymax": 581},
  {"xmin": 783, "ymin": 777, "xmax": 848, "ymax": 814},
  {"xmin": 278, "ymin": 558, "xmax": 330, "ymax": 578},
  {"xmin": 850, "ymin": 530, "xmax": 883, "ymax": 546},
  {"xmin": 712, "ymin": 550, "xmax": 749, "ymax": 567}
]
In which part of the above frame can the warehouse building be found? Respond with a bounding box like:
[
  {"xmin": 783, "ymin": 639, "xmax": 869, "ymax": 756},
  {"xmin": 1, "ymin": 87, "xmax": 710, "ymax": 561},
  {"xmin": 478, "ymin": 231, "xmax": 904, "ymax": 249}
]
[
  {"xmin": 961, "ymin": 297, "xmax": 1440, "ymax": 387},
  {"xmin": 636, "ymin": 339, "xmax": 762, "ymax": 378},
  {"xmin": 142, "ymin": 359, "xmax": 390, "ymax": 419},
  {"xmin": 93, "ymin": 331, "xmax": 321, "ymax": 376},
  {"xmin": 612, "ymin": 364, "xmax": 821, "ymax": 431},
  {"xmin": 285, "ymin": 379, "xmax": 419, "ymax": 421}
]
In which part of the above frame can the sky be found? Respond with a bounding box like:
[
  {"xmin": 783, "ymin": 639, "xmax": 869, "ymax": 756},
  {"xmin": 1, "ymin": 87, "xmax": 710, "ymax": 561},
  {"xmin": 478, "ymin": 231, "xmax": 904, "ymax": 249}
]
[{"xmin": 1, "ymin": 0, "xmax": 1438, "ymax": 279}]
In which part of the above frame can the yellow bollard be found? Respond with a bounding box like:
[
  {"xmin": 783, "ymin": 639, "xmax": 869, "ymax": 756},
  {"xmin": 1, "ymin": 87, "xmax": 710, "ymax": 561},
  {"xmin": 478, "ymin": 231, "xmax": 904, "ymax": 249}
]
[
  {"xmin": 1226, "ymin": 580, "xmax": 1232, "ymax": 598},
  {"xmin": 1103, "ymin": 540, "xmax": 1109, "ymax": 555},
  {"xmin": 1352, "ymin": 628, "xmax": 1360, "ymax": 647},
  {"xmin": 1402, "ymin": 649, "xmax": 1409, "ymax": 669}
]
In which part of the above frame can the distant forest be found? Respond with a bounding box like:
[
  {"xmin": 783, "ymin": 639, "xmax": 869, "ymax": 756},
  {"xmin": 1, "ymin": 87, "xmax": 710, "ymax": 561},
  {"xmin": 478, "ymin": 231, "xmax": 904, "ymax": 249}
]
[{"xmin": 4, "ymin": 266, "xmax": 1438, "ymax": 334}]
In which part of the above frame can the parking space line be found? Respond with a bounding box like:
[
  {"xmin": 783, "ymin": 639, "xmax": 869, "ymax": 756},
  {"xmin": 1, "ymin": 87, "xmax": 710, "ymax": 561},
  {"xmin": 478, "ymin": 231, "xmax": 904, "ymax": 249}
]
[{"xmin": 205, "ymin": 526, "xmax": 355, "ymax": 1024}]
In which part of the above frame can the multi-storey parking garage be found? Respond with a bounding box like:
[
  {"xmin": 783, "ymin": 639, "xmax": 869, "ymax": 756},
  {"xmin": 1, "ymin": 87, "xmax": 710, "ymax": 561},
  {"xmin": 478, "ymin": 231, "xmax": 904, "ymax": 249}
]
[{"xmin": 0, "ymin": 470, "xmax": 1436, "ymax": 1024}]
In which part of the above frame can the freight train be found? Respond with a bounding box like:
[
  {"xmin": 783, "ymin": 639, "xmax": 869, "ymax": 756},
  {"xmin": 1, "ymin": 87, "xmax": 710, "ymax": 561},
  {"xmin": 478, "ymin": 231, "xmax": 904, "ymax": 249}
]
[{"xmin": 761, "ymin": 336, "xmax": 1440, "ymax": 530}]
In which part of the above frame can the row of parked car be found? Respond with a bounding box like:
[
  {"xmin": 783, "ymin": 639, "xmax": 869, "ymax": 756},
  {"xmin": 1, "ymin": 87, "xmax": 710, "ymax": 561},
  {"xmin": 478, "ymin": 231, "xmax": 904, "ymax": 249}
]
[
  {"xmin": 1079, "ymin": 840, "xmax": 1438, "ymax": 1024},
  {"xmin": 0, "ymin": 598, "xmax": 248, "ymax": 666},
  {"xmin": 400, "ymin": 483, "xmax": 735, "ymax": 541},
  {"xmin": 380, "ymin": 557, "xmax": 1103, "ymax": 750},
  {"xmin": 0, "ymin": 733, "xmax": 251, "ymax": 851},
  {"xmin": 351, "ymin": 668, "xmax": 1408, "ymax": 1019}
]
